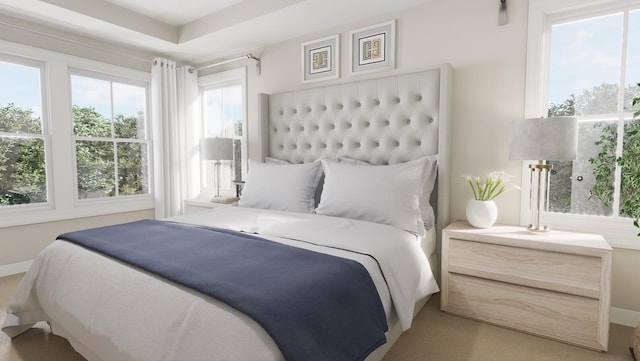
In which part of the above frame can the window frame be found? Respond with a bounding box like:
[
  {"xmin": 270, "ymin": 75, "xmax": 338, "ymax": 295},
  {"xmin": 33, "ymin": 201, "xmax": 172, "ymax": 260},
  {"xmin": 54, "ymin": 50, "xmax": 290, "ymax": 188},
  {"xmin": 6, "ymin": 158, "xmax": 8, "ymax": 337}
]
[
  {"xmin": 524, "ymin": 0, "xmax": 640, "ymax": 249},
  {"xmin": 197, "ymin": 68, "xmax": 248, "ymax": 197},
  {"xmin": 0, "ymin": 52, "xmax": 52, "ymax": 212},
  {"xmin": 0, "ymin": 39, "xmax": 153, "ymax": 228},
  {"xmin": 69, "ymin": 68, "xmax": 152, "ymax": 204}
]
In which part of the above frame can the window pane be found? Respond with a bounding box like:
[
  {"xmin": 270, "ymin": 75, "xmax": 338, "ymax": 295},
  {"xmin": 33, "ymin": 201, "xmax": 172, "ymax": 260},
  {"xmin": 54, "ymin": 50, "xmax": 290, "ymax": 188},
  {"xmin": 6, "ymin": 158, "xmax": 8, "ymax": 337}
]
[
  {"xmin": 113, "ymin": 83, "xmax": 146, "ymax": 139},
  {"xmin": 0, "ymin": 61, "xmax": 42, "ymax": 134},
  {"xmin": 117, "ymin": 142, "xmax": 149, "ymax": 195},
  {"xmin": 619, "ymin": 118, "xmax": 640, "ymax": 218},
  {"xmin": 626, "ymin": 10, "xmax": 640, "ymax": 113},
  {"xmin": 223, "ymin": 84, "xmax": 242, "ymax": 137},
  {"xmin": 71, "ymin": 75, "xmax": 111, "ymax": 137},
  {"xmin": 76, "ymin": 140, "xmax": 115, "ymax": 199},
  {"xmin": 0, "ymin": 137, "xmax": 46, "ymax": 206},
  {"xmin": 549, "ymin": 14, "xmax": 623, "ymax": 115},
  {"xmin": 204, "ymin": 88, "xmax": 222, "ymax": 137}
]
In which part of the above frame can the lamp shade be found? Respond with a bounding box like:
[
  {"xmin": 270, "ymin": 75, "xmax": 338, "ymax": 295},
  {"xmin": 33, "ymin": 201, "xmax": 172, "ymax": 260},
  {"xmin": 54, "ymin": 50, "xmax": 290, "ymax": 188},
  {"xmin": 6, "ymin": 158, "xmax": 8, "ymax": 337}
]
[
  {"xmin": 200, "ymin": 137, "xmax": 233, "ymax": 161},
  {"xmin": 509, "ymin": 116, "xmax": 578, "ymax": 161}
]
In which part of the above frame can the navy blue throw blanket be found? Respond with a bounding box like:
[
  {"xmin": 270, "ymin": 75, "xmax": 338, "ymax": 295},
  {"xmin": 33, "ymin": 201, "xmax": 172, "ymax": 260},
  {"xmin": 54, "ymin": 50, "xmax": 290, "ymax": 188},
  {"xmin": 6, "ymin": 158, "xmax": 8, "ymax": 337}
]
[{"xmin": 58, "ymin": 219, "xmax": 388, "ymax": 361}]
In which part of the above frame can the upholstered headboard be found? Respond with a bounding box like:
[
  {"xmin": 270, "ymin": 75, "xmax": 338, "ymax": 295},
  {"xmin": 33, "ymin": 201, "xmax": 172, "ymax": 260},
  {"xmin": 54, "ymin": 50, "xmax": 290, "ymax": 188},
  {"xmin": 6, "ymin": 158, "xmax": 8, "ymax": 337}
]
[{"xmin": 257, "ymin": 64, "xmax": 452, "ymax": 245}]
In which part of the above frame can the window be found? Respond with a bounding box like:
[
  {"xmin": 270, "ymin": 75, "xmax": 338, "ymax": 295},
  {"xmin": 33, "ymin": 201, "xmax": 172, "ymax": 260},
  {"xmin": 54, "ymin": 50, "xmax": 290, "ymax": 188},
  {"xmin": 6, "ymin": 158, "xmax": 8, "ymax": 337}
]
[
  {"xmin": 71, "ymin": 71, "xmax": 150, "ymax": 200},
  {"xmin": 0, "ymin": 55, "xmax": 48, "ymax": 208},
  {"xmin": 526, "ymin": 0, "xmax": 640, "ymax": 248},
  {"xmin": 0, "ymin": 41, "xmax": 153, "ymax": 227},
  {"xmin": 198, "ymin": 68, "xmax": 247, "ymax": 198}
]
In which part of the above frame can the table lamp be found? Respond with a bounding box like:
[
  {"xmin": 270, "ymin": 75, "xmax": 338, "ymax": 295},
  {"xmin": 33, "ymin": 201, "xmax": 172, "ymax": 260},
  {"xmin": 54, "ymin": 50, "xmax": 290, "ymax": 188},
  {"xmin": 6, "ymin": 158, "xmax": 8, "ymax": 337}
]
[
  {"xmin": 509, "ymin": 116, "xmax": 578, "ymax": 232},
  {"xmin": 200, "ymin": 137, "xmax": 233, "ymax": 199}
]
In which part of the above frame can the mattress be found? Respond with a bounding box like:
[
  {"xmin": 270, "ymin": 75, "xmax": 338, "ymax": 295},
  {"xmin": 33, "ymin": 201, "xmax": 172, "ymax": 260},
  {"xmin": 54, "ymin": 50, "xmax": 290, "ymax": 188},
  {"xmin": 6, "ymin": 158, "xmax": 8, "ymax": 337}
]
[{"xmin": 2, "ymin": 206, "xmax": 439, "ymax": 360}]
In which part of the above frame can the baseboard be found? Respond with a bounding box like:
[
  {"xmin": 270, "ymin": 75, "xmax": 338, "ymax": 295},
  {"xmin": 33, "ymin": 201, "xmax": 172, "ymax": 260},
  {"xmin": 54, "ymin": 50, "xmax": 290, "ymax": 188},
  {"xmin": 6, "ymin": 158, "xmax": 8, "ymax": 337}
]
[
  {"xmin": 0, "ymin": 260, "xmax": 32, "ymax": 278},
  {"xmin": 611, "ymin": 307, "xmax": 640, "ymax": 328}
]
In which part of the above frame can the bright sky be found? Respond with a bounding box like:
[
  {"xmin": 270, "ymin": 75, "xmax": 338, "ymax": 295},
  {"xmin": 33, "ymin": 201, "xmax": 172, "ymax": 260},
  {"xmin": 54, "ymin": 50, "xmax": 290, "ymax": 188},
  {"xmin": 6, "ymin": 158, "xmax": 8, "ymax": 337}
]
[
  {"xmin": 548, "ymin": 10, "xmax": 640, "ymax": 107},
  {"xmin": 0, "ymin": 63, "xmax": 145, "ymax": 121}
]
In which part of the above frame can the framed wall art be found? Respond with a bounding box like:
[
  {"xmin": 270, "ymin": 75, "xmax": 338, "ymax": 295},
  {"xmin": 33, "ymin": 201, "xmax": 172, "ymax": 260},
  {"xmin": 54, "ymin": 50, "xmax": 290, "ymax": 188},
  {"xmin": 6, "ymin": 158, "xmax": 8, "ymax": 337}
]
[
  {"xmin": 301, "ymin": 35, "xmax": 339, "ymax": 84},
  {"xmin": 349, "ymin": 20, "xmax": 395, "ymax": 75}
]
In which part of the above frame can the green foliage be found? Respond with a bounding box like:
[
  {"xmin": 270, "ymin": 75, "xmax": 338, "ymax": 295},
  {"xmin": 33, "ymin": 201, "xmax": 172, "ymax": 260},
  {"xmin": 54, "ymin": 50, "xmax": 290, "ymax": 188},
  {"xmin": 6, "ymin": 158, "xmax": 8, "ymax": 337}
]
[
  {"xmin": 0, "ymin": 104, "xmax": 46, "ymax": 205},
  {"xmin": 589, "ymin": 82, "xmax": 640, "ymax": 236},
  {"xmin": 1, "ymin": 103, "xmax": 147, "ymax": 205}
]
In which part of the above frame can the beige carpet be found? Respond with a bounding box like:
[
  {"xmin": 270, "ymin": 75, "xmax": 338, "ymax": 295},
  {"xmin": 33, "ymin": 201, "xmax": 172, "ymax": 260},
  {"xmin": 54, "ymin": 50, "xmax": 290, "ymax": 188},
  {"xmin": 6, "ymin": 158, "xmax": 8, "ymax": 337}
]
[{"xmin": 0, "ymin": 273, "xmax": 635, "ymax": 361}]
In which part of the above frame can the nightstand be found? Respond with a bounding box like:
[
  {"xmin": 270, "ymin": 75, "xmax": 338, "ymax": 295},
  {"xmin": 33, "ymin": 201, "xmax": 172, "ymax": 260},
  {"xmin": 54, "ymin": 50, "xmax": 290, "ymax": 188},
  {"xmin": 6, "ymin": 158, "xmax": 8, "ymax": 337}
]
[
  {"xmin": 183, "ymin": 197, "xmax": 238, "ymax": 214},
  {"xmin": 441, "ymin": 221, "xmax": 612, "ymax": 351}
]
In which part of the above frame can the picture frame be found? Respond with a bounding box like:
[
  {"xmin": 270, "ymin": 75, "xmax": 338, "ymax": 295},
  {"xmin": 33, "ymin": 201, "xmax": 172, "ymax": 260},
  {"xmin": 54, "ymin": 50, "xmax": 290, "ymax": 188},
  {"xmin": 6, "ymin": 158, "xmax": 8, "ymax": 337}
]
[
  {"xmin": 301, "ymin": 35, "xmax": 339, "ymax": 84},
  {"xmin": 349, "ymin": 20, "xmax": 396, "ymax": 75}
]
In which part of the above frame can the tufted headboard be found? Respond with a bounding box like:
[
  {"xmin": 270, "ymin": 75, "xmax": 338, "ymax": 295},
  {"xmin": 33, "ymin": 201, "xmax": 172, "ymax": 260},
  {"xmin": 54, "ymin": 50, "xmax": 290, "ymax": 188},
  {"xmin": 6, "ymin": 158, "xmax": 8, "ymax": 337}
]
[{"xmin": 257, "ymin": 64, "xmax": 452, "ymax": 246}]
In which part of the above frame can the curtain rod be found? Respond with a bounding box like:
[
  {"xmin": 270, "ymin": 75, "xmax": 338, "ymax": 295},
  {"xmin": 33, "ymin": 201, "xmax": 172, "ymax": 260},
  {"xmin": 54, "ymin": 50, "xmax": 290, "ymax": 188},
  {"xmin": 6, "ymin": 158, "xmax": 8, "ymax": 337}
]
[
  {"xmin": 0, "ymin": 19, "xmax": 152, "ymax": 64},
  {"xmin": 191, "ymin": 54, "xmax": 261, "ymax": 74}
]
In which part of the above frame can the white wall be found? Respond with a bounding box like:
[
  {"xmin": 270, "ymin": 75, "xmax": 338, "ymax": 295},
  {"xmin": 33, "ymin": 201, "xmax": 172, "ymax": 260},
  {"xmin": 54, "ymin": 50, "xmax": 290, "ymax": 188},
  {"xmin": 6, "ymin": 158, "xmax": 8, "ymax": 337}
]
[{"xmin": 220, "ymin": 0, "xmax": 640, "ymax": 316}]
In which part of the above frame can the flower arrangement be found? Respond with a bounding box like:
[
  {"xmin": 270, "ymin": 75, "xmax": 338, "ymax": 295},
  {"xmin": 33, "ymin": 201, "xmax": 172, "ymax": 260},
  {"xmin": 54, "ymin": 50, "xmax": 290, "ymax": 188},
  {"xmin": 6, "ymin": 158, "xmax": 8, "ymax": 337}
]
[{"xmin": 464, "ymin": 172, "xmax": 520, "ymax": 201}]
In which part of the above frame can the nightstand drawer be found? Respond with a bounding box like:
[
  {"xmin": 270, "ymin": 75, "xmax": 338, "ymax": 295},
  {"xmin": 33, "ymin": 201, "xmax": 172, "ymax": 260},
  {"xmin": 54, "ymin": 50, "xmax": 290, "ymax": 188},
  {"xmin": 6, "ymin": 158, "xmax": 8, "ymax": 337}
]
[
  {"xmin": 448, "ymin": 238, "xmax": 601, "ymax": 298},
  {"xmin": 445, "ymin": 273, "xmax": 604, "ymax": 350}
]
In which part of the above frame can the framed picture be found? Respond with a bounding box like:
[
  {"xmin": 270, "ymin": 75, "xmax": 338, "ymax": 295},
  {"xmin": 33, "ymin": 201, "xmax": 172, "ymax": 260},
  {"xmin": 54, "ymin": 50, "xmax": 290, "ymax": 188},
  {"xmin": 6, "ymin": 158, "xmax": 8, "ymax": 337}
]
[
  {"xmin": 349, "ymin": 20, "xmax": 395, "ymax": 75},
  {"xmin": 301, "ymin": 35, "xmax": 339, "ymax": 84}
]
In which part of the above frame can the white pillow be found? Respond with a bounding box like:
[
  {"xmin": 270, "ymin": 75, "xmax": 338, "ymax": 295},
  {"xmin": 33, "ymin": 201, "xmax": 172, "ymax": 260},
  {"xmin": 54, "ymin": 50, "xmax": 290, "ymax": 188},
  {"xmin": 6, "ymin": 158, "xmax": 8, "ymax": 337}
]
[
  {"xmin": 238, "ymin": 160, "xmax": 323, "ymax": 213},
  {"xmin": 316, "ymin": 156, "xmax": 438, "ymax": 235}
]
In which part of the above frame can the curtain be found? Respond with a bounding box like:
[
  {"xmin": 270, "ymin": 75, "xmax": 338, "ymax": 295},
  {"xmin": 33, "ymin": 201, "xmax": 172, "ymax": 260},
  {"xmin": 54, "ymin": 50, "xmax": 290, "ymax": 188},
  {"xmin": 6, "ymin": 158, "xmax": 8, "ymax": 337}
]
[
  {"xmin": 151, "ymin": 58, "xmax": 178, "ymax": 219},
  {"xmin": 176, "ymin": 66, "xmax": 200, "ymax": 203},
  {"xmin": 151, "ymin": 58, "xmax": 198, "ymax": 219}
]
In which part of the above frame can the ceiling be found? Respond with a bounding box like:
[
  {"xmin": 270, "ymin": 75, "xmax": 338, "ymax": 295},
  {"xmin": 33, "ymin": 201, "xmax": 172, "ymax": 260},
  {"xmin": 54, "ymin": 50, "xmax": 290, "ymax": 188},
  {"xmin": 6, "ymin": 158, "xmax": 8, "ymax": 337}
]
[{"xmin": 0, "ymin": 0, "xmax": 432, "ymax": 65}]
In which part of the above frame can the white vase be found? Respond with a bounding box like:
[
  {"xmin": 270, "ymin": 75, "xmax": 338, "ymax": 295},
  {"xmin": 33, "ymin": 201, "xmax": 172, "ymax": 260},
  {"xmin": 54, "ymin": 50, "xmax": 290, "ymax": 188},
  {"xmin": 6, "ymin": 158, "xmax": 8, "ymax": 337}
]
[{"xmin": 466, "ymin": 199, "xmax": 498, "ymax": 228}]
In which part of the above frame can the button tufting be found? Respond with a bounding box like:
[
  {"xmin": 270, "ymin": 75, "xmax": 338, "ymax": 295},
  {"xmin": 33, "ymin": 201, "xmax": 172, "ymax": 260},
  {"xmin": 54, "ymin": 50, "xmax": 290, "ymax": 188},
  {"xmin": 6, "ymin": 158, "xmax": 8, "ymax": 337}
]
[
  {"xmin": 375, "ymin": 99, "xmax": 380, "ymax": 105},
  {"xmin": 293, "ymin": 109, "xmax": 297, "ymax": 114},
  {"xmin": 365, "ymin": 121, "xmax": 371, "ymax": 127},
  {"xmin": 338, "ymin": 104, "xmax": 344, "ymax": 109},
  {"xmin": 331, "ymin": 124, "xmax": 336, "ymax": 129},
  {"xmin": 395, "ymin": 97, "xmax": 400, "ymax": 103},
  {"xmin": 374, "ymin": 141, "xmax": 380, "ymax": 147},
  {"xmin": 355, "ymin": 142, "xmax": 361, "ymax": 147},
  {"xmin": 280, "ymin": 110, "xmax": 284, "ymax": 115},
  {"xmin": 322, "ymin": 105, "xmax": 328, "ymax": 111},
  {"xmin": 338, "ymin": 142, "xmax": 343, "ymax": 148},
  {"xmin": 417, "ymin": 95, "xmax": 423, "ymax": 101},
  {"xmin": 307, "ymin": 107, "xmax": 312, "ymax": 112},
  {"xmin": 417, "ymin": 140, "xmax": 422, "ymax": 146},
  {"xmin": 356, "ymin": 101, "xmax": 361, "ymax": 107},
  {"xmin": 429, "ymin": 117, "xmax": 434, "ymax": 123},
  {"xmin": 407, "ymin": 119, "xmax": 411, "ymax": 124},
  {"xmin": 394, "ymin": 141, "xmax": 400, "ymax": 147},
  {"xmin": 314, "ymin": 125, "xmax": 320, "ymax": 130}
]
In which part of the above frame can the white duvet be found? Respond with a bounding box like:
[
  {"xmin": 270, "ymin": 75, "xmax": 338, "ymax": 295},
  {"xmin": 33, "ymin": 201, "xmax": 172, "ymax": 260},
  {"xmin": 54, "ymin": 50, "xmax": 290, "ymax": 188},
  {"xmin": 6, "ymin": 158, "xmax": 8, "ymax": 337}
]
[{"xmin": 2, "ymin": 206, "xmax": 439, "ymax": 361}]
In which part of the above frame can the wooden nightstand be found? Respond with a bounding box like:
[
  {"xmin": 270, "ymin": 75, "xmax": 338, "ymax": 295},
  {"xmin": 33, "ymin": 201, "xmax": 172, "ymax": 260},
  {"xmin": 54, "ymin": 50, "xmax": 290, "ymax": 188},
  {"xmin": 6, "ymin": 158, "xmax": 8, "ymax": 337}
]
[
  {"xmin": 441, "ymin": 221, "xmax": 612, "ymax": 351},
  {"xmin": 183, "ymin": 197, "xmax": 238, "ymax": 214}
]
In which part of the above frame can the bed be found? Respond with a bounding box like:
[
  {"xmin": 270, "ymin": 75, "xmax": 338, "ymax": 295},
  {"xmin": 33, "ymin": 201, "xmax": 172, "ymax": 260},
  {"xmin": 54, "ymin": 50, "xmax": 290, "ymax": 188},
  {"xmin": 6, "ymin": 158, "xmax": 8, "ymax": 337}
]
[{"xmin": 2, "ymin": 64, "xmax": 453, "ymax": 361}]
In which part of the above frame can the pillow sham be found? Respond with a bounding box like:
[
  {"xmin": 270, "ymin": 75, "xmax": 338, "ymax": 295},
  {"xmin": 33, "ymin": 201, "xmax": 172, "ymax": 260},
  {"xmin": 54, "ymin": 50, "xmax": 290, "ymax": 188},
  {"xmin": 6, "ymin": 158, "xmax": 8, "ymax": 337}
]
[
  {"xmin": 316, "ymin": 156, "xmax": 438, "ymax": 235},
  {"xmin": 265, "ymin": 157, "xmax": 325, "ymax": 207},
  {"xmin": 238, "ymin": 159, "xmax": 323, "ymax": 213}
]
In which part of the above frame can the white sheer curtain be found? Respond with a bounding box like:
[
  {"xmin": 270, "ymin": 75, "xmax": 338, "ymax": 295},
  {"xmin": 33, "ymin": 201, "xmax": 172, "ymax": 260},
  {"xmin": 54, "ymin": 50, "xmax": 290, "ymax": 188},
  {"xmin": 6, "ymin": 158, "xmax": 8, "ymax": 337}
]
[{"xmin": 151, "ymin": 58, "xmax": 198, "ymax": 219}]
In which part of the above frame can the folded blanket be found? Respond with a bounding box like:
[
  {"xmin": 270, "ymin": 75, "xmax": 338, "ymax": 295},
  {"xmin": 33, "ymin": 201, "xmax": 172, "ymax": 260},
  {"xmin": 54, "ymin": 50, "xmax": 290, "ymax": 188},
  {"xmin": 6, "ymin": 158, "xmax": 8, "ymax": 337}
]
[{"xmin": 58, "ymin": 219, "xmax": 388, "ymax": 361}]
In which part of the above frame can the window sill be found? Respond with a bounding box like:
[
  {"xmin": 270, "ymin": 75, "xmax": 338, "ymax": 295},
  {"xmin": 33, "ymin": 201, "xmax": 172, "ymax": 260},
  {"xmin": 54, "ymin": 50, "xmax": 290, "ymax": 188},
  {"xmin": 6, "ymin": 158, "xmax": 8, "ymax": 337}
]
[{"xmin": 0, "ymin": 197, "xmax": 154, "ymax": 228}]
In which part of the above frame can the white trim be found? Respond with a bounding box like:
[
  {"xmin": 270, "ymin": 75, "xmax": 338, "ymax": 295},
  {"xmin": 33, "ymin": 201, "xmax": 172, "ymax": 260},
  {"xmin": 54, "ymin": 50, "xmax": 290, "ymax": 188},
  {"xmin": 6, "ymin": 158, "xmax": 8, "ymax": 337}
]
[
  {"xmin": 610, "ymin": 307, "xmax": 640, "ymax": 327},
  {"xmin": 0, "ymin": 260, "xmax": 32, "ymax": 278}
]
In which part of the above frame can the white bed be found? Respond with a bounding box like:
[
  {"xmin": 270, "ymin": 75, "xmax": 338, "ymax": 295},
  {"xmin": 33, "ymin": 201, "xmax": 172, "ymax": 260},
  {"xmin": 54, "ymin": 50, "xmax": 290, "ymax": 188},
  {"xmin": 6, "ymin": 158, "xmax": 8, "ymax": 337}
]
[{"xmin": 2, "ymin": 64, "xmax": 453, "ymax": 360}]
